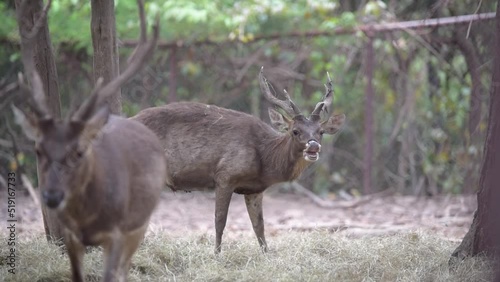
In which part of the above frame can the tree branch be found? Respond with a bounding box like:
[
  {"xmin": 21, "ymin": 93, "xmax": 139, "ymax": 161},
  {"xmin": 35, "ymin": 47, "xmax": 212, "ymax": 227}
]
[{"xmin": 121, "ymin": 13, "xmax": 495, "ymax": 49}]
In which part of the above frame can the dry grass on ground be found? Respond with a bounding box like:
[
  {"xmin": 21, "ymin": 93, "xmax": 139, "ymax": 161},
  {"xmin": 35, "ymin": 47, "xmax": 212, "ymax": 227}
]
[{"xmin": 0, "ymin": 230, "xmax": 493, "ymax": 282}]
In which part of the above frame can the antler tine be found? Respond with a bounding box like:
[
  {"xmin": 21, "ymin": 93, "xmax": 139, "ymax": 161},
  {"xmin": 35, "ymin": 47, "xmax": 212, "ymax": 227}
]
[
  {"xmin": 96, "ymin": 0, "xmax": 160, "ymax": 104},
  {"xmin": 17, "ymin": 71, "xmax": 51, "ymax": 121},
  {"xmin": 310, "ymin": 72, "xmax": 334, "ymax": 119},
  {"xmin": 259, "ymin": 67, "xmax": 300, "ymax": 117},
  {"xmin": 322, "ymin": 71, "xmax": 334, "ymax": 110},
  {"xmin": 282, "ymin": 89, "xmax": 302, "ymax": 115},
  {"xmin": 71, "ymin": 78, "xmax": 104, "ymax": 122},
  {"xmin": 29, "ymin": 71, "xmax": 52, "ymax": 119}
]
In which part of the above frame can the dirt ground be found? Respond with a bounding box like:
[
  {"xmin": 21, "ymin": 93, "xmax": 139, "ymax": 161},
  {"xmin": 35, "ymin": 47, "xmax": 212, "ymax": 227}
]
[{"xmin": 1, "ymin": 188, "xmax": 476, "ymax": 242}]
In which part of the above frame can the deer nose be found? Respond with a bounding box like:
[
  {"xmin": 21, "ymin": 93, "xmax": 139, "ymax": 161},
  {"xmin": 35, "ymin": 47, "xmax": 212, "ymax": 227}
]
[
  {"xmin": 306, "ymin": 140, "xmax": 321, "ymax": 153},
  {"xmin": 42, "ymin": 190, "xmax": 64, "ymax": 209}
]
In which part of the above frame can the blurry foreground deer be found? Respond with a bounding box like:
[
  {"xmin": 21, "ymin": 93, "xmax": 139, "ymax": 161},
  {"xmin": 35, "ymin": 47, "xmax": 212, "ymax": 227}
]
[{"xmin": 13, "ymin": 0, "xmax": 164, "ymax": 281}]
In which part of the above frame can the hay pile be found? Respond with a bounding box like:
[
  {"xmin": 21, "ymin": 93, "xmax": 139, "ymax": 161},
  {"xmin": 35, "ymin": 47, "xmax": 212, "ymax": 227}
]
[{"xmin": 0, "ymin": 231, "xmax": 492, "ymax": 281}]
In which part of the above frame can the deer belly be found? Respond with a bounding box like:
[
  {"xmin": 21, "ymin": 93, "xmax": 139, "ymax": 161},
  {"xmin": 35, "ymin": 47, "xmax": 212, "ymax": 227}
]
[
  {"xmin": 234, "ymin": 185, "xmax": 267, "ymax": 195},
  {"xmin": 169, "ymin": 171, "xmax": 216, "ymax": 192},
  {"xmin": 80, "ymin": 231, "xmax": 109, "ymax": 246}
]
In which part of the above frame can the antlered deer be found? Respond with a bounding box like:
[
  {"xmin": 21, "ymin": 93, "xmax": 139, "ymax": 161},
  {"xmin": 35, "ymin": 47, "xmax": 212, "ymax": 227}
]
[
  {"xmin": 131, "ymin": 68, "xmax": 346, "ymax": 253},
  {"xmin": 13, "ymin": 0, "xmax": 164, "ymax": 281}
]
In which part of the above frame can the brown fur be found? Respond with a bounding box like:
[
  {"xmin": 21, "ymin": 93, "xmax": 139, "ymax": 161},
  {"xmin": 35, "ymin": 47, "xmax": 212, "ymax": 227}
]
[
  {"xmin": 17, "ymin": 112, "xmax": 166, "ymax": 281},
  {"xmin": 131, "ymin": 101, "xmax": 345, "ymax": 253}
]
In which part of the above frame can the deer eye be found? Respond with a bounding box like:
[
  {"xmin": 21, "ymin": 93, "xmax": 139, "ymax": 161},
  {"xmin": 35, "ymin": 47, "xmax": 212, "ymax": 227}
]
[
  {"xmin": 319, "ymin": 130, "xmax": 325, "ymax": 136},
  {"xmin": 292, "ymin": 129, "xmax": 300, "ymax": 136},
  {"xmin": 76, "ymin": 150, "xmax": 84, "ymax": 158}
]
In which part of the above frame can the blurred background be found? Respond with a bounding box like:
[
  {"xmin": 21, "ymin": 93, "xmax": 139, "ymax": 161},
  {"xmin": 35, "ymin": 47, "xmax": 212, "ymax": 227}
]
[{"xmin": 0, "ymin": 0, "xmax": 496, "ymax": 198}]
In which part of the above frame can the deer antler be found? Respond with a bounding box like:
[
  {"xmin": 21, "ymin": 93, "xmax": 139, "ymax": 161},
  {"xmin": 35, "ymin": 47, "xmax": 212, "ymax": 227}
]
[
  {"xmin": 310, "ymin": 72, "xmax": 334, "ymax": 121},
  {"xmin": 71, "ymin": 78, "xmax": 104, "ymax": 122},
  {"xmin": 259, "ymin": 67, "xmax": 302, "ymax": 117},
  {"xmin": 18, "ymin": 73, "xmax": 51, "ymax": 120},
  {"xmin": 94, "ymin": 0, "xmax": 160, "ymax": 105}
]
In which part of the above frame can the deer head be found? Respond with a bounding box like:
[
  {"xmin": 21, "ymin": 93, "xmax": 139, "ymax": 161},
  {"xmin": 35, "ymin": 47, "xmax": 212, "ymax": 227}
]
[
  {"xmin": 13, "ymin": 77, "xmax": 111, "ymax": 209},
  {"xmin": 259, "ymin": 67, "xmax": 346, "ymax": 162}
]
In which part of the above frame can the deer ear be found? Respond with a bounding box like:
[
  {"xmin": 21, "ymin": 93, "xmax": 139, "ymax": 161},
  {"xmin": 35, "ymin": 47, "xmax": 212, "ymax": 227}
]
[
  {"xmin": 268, "ymin": 108, "xmax": 291, "ymax": 131},
  {"xmin": 81, "ymin": 105, "xmax": 111, "ymax": 142},
  {"xmin": 321, "ymin": 113, "xmax": 346, "ymax": 135},
  {"xmin": 11, "ymin": 104, "xmax": 42, "ymax": 142}
]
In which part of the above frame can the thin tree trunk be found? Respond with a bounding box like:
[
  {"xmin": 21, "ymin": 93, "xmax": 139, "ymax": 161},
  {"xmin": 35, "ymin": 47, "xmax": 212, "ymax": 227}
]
[
  {"xmin": 454, "ymin": 30, "xmax": 483, "ymax": 138},
  {"xmin": 363, "ymin": 35, "xmax": 375, "ymax": 194},
  {"xmin": 168, "ymin": 46, "xmax": 178, "ymax": 103},
  {"xmin": 451, "ymin": 1, "xmax": 500, "ymax": 263},
  {"xmin": 454, "ymin": 28, "xmax": 484, "ymax": 194},
  {"xmin": 90, "ymin": 0, "xmax": 121, "ymax": 114},
  {"xmin": 15, "ymin": 0, "xmax": 64, "ymax": 242}
]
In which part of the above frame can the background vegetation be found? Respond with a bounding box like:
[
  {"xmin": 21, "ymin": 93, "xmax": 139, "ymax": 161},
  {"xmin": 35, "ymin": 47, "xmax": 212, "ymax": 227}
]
[{"xmin": 0, "ymin": 0, "xmax": 496, "ymax": 197}]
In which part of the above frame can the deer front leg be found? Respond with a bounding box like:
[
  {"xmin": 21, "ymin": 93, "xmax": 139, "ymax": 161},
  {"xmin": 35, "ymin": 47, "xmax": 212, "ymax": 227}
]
[
  {"xmin": 244, "ymin": 192, "xmax": 267, "ymax": 252},
  {"xmin": 65, "ymin": 231, "xmax": 85, "ymax": 282},
  {"xmin": 214, "ymin": 185, "xmax": 233, "ymax": 253}
]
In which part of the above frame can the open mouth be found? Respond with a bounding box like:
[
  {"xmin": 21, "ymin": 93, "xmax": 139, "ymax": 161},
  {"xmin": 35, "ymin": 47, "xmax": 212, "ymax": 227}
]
[
  {"xmin": 303, "ymin": 140, "xmax": 321, "ymax": 162},
  {"xmin": 303, "ymin": 151, "xmax": 319, "ymax": 162}
]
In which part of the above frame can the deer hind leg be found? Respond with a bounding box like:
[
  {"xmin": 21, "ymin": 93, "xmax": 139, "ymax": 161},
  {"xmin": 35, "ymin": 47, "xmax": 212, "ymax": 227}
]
[
  {"xmin": 118, "ymin": 223, "xmax": 149, "ymax": 278},
  {"xmin": 65, "ymin": 231, "xmax": 85, "ymax": 282},
  {"xmin": 214, "ymin": 185, "xmax": 233, "ymax": 253},
  {"xmin": 244, "ymin": 192, "xmax": 268, "ymax": 252}
]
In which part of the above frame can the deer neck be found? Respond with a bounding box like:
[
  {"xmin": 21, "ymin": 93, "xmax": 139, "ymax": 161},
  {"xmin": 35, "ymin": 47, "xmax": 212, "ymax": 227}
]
[{"xmin": 263, "ymin": 133, "xmax": 311, "ymax": 184}]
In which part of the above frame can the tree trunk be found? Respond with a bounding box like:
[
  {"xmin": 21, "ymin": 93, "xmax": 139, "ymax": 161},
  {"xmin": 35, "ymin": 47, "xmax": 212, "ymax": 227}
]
[
  {"xmin": 15, "ymin": 0, "xmax": 65, "ymax": 242},
  {"xmin": 451, "ymin": 1, "xmax": 500, "ymax": 263},
  {"xmin": 453, "ymin": 28, "xmax": 484, "ymax": 194},
  {"xmin": 363, "ymin": 35, "xmax": 375, "ymax": 194},
  {"xmin": 168, "ymin": 46, "xmax": 178, "ymax": 103},
  {"xmin": 90, "ymin": 0, "xmax": 121, "ymax": 114}
]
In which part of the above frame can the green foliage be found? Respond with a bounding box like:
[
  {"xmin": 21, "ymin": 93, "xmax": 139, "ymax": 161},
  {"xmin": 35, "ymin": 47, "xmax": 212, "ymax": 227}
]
[
  {"xmin": 0, "ymin": 3, "xmax": 17, "ymax": 41},
  {"xmin": 0, "ymin": 0, "xmax": 495, "ymax": 195}
]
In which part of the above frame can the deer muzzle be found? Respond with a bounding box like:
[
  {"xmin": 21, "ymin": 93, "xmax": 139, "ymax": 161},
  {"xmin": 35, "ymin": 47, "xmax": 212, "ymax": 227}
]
[
  {"xmin": 304, "ymin": 140, "xmax": 321, "ymax": 162},
  {"xmin": 42, "ymin": 190, "xmax": 65, "ymax": 209}
]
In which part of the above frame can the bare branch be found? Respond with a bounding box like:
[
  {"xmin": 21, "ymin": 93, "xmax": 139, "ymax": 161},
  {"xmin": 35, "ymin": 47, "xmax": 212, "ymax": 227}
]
[{"xmin": 121, "ymin": 13, "xmax": 495, "ymax": 50}]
